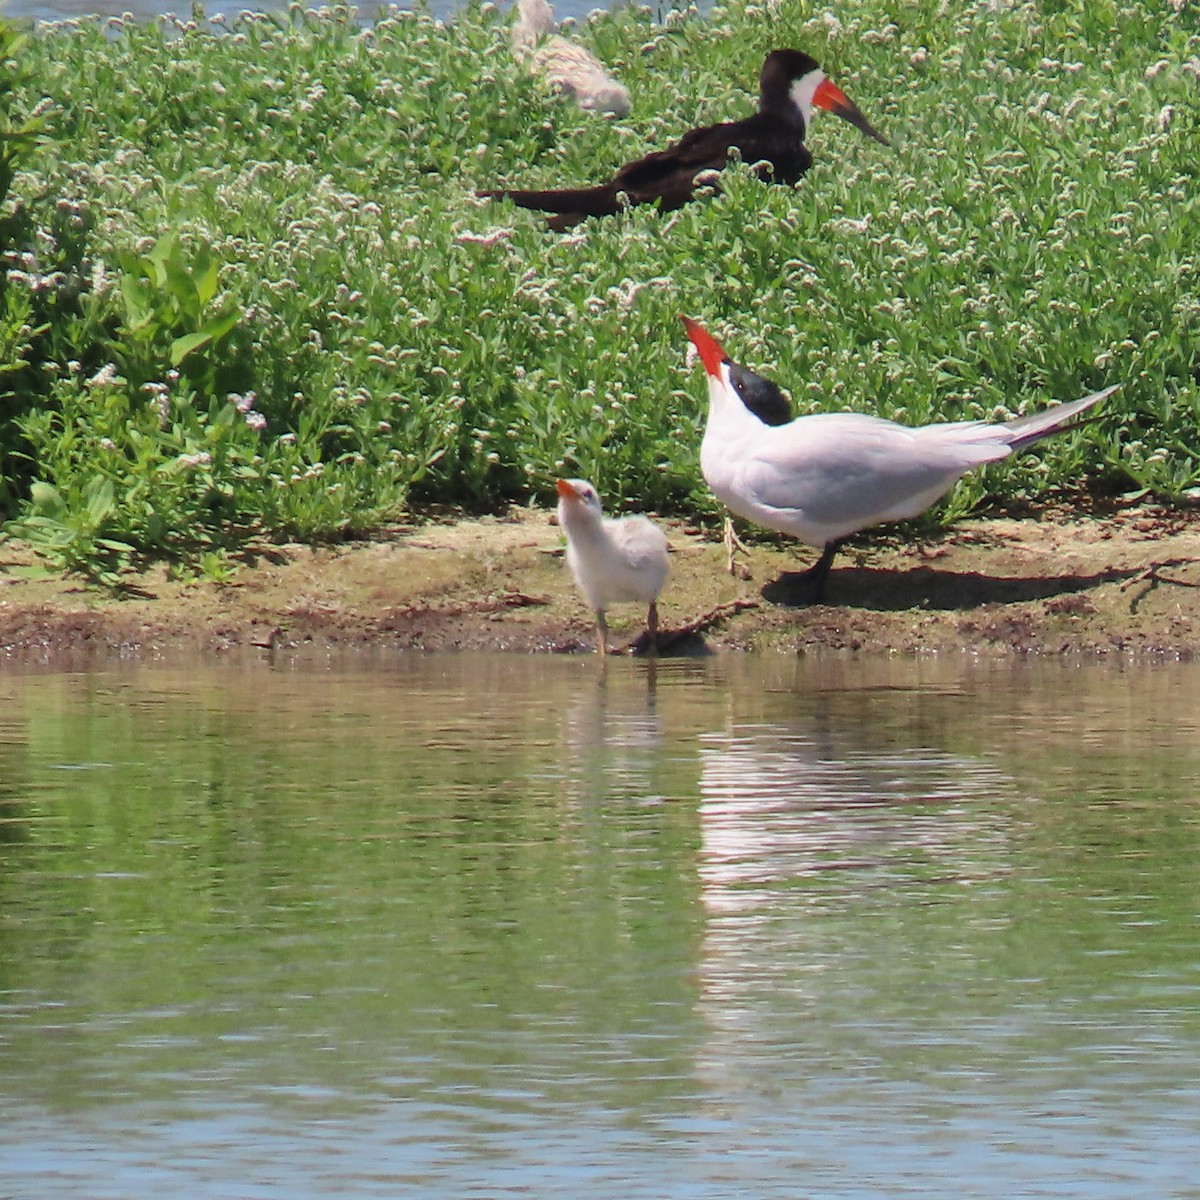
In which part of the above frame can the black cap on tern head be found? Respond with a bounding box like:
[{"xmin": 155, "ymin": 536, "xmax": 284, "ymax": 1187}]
[{"xmin": 728, "ymin": 361, "xmax": 793, "ymax": 427}]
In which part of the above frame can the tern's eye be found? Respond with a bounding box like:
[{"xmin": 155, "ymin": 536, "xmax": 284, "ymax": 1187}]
[{"xmin": 728, "ymin": 361, "xmax": 792, "ymax": 427}]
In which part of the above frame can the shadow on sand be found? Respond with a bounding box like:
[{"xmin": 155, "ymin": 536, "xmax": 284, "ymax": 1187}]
[{"xmin": 762, "ymin": 563, "xmax": 1142, "ymax": 612}]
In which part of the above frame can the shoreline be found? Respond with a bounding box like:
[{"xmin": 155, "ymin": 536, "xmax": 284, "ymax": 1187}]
[{"xmin": 3, "ymin": 503, "xmax": 1199, "ymax": 665}]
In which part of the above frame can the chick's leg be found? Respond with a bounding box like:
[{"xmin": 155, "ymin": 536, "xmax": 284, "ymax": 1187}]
[{"xmin": 645, "ymin": 601, "xmax": 659, "ymax": 655}]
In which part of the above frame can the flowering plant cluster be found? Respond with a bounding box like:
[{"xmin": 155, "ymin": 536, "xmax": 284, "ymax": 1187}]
[{"xmin": 0, "ymin": 0, "xmax": 1196, "ymax": 580}]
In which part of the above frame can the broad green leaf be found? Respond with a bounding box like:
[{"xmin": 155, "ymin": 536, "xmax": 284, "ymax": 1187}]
[
  {"xmin": 194, "ymin": 256, "xmax": 220, "ymax": 307},
  {"xmin": 119, "ymin": 276, "xmax": 153, "ymax": 330},
  {"xmin": 5, "ymin": 563, "xmax": 58, "ymax": 580},
  {"xmin": 200, "ymin": 307, "xmax": 240, "ymax": 344},
  {"xmin": 29, "ymin": 481, "xmax": 65, "ymax": 516},
  {"xmin": 170, "ymin": 330, "xmax": 213, "ymax": 365},
  {"xmin": 84, "ymin": 476, "xmax": 115, "ymax": 525}
]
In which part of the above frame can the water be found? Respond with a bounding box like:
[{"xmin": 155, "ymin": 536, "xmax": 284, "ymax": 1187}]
[
  {"xmin": 1, "ymin": 655, "xmax": 1199, "ymax": 1199},
  {"xmin": 11, "ymin": 0, "xmax": 604, "ymax": 27}
]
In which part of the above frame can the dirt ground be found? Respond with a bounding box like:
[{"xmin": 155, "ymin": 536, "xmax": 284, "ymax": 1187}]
[{"xmin": 2, "ymin": 500, "xmax": 1200, "ymax": 663}]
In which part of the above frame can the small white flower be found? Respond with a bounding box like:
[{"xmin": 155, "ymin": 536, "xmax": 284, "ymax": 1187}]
[
  {"xmin": 86, "ymin": 363, "xmax": 122, "ymax": 388},
  {"xmin": 454, "ymin": 228, "xmax": 514, "ymax": 247}
]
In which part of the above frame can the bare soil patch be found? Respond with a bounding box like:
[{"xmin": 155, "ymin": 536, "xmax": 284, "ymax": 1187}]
[{"xmin": 2, "ymin": 501, "xmax": 1199, "ymax": 663}]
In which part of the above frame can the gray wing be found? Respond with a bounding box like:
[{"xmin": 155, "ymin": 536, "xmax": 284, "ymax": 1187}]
[{"xmin": 739, "ymin": 415, "xmax": 1011, "ymax": 529}]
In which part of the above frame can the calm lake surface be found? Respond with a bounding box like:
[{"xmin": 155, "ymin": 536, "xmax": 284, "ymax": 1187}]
[{"xmin": 1, "ymin": 654, "xmax": 1198, "ymax": 1199}]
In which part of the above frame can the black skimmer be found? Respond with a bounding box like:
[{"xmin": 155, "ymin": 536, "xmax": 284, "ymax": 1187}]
[
  {"xmin": 482, "ymin": 49, "xmax": 888, "ymax": 230},
  {"xmin": 556, "ymin": 478, "xmax": 670, "ymax": 654},
  {"xmin": 683, "ymin": 317, "xmax": 1117, "ymax": 602}
]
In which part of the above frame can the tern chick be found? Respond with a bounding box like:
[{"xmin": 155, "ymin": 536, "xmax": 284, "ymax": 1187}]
[{"xmin": 556, "ymin": 478, "xmax": 669, "ymax": 655}]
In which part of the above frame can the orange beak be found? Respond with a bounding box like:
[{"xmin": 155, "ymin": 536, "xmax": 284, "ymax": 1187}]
[
  {"xmin": 556, "ymin": 478, "xmax": 580, "ymax": 500},
  {"xmin": 813, "ymin": 78, "xmax": 890, "ymax": 146},
  {"xmin": 681, "ymin": 316, "xmax": 728, "ymax": 379}
]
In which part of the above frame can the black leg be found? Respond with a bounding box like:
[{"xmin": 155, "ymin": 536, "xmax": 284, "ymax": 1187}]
[
  {"xmin": 646, "ymin": 601, "xmax": 659, "ymax": 655},
  {"xmin": 762, "ymin": 539, "xmax": 845, "ymax": 606}
]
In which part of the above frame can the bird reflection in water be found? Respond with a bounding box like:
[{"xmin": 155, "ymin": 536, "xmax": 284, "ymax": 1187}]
[{"xmin": 694, "ymin": 713, "xmax": 1020, "ymax": 1036}]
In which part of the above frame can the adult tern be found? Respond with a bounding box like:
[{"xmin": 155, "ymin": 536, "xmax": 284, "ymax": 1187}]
[{"xmin": 683, "ymin": 317, "xmax": 1117, "ymax": 602}]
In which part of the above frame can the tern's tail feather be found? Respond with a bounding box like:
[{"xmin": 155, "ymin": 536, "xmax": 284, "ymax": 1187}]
[
  {"xmin": 478, "ymin": 183, "xmax": 623, "ymax": 230},
  {"xmin": 1003, "ymin": 384, "xmax": 1118, "ymax": 452}
]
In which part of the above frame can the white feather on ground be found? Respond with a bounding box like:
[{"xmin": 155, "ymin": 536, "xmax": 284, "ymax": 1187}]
[{"xmin": 512, "ymin": 0, "xmax": 631, "ymax": 117}]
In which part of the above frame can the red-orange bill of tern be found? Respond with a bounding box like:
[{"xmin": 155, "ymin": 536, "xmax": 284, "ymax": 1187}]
[
  {"xmin": 683, "ymin": 316, "xmax": 1118, "ymax": 603},
  {"xmin": 556, "ymin": 478, "xmax": 670, "ymax": 654}
]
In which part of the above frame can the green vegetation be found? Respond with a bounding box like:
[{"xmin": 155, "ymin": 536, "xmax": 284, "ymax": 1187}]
[{"xmin": 1, "ymin": 0, "xmax": 1197, "ymax": 579}]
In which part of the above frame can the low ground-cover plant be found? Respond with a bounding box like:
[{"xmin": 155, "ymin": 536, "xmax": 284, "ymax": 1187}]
[
  {"xmin": 1, "ymin": 0, "xmax": 1198, "ymax": 580},
  {"xmin": 1, "ymin": 17, "xmax": 54, "ymax": 514}
]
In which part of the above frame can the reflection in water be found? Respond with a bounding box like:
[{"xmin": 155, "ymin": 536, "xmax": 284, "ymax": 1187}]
[
  {"xmin": 697, "ymin": 722, "xmax": 1016, "ymax": 912},
  {"xmin": 561, "ymin": 662, "xmax": 666, "ymax": 801},
  {"xmin": 692, "ymin": 708, "xmax": 1021, "ymax": 1108},
  {"xmin": 1, "ymin": 657, "xmax": 1199, "ymax": 1199}
]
